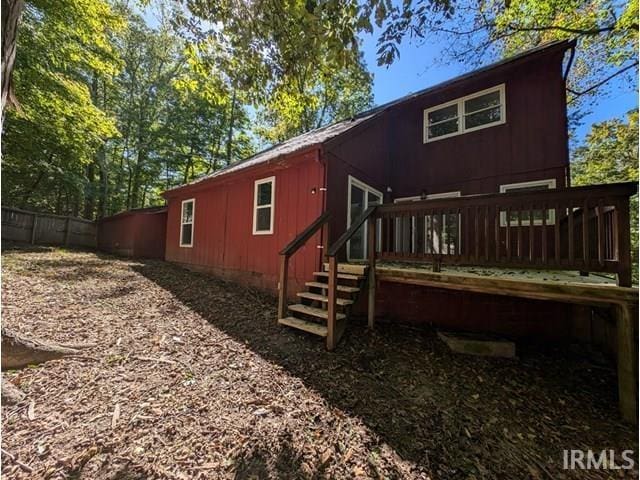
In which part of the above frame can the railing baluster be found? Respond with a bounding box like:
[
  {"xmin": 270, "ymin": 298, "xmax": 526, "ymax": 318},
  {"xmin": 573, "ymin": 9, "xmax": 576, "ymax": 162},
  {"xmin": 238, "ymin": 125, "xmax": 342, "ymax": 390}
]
[
  {"xmin": 494, "ymin": 208, "xmax": 500, "ymax": 261},
  {"xmin": 484, "ymin": 205, "xmax": 490, "ymax": 262},
  {"xmin": 474, "ymin": 206, "xmax": 480, "ymax": 260},
  {"xmin": 554, "ymin": 204, "xmax": 560, "ymax": 264},
  {"xmin": 597, "ymin": 201, "xmax": 604, "ymax": 267},
  {"xmin": 437, "ymin": 211, "xmax": 446, "ymax": 255},
  {"xmin": 517, "ymin": 207, "xmax": 523, "ymax": 260},
  {"xmin": 528, "ymin": 206, "xmax": 534, "ymax": 263},
  {"xmin": 464, "ymin": 207, "xmax": 470, "ymax": 261},
  {"xmin": 582, "ymin": 200, "xmax": 589, "ymax": 268},
  {"xmin": 568, "ymin": 205, "xmax": 575, "ymax": 263},
  {"xmin": 505, "ymin": 207, "xmax": 511, "ymax": 261},
  {"xmin": 541, "ymin": 202, "xmax": 548, "ymax": 264},
  {"xmin": 386, "ymin": 215, "xmax": 395, "ymax": 254}
]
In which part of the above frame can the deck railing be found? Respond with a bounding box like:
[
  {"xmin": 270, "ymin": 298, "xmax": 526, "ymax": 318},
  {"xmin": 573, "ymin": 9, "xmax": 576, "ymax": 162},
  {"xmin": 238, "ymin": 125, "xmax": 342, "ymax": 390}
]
[
  {"xmin": 278, "ymin": 181, "xmax": 636, "ymax": 350},
  {"xmin": 372, "ymin": 182, "xmax": 637, "ymax": 287}
]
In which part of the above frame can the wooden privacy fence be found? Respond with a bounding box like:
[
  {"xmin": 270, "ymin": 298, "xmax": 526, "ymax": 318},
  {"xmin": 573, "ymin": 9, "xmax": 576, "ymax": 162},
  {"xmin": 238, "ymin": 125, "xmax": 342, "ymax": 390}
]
[
  {"xmin": 1, "ymin": 206, "xmax": 97, "ymax": 249},
  {"xmin": 372, "ymin": 182, "xmax": 637, "ymax": 287}
]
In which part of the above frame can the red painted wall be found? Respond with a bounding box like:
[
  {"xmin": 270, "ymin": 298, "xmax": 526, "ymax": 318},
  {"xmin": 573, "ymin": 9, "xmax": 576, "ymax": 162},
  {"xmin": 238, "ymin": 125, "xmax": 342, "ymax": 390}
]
[
  {"xmin": 98, "ymin": 209, "xmax": 167, "ymax": 259},
  {"xmin": 374, "ymin": 282, "xmax": 572, "ymax": 341},
  {"xmin": 385, "ymin": 51, "xmax": 569, "ymax": 198},
  {"xmin": 163, "ymin": 150, "xmax": 326, "ymax": 294}
]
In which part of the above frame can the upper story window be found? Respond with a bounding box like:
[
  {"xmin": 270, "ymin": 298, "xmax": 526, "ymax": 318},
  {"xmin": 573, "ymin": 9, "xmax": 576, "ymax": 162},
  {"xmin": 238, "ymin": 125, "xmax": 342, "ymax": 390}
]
[
  {"xmin": 424, "ymin": 84, "xmax": 506, "ymax": 143},
  {"xmin": 253, "ymin": 176, "xmax": 275, "ymax": 235},
  {"xmin": 180, "ymin": 199, "xmax": 195, "ymax": 247}
]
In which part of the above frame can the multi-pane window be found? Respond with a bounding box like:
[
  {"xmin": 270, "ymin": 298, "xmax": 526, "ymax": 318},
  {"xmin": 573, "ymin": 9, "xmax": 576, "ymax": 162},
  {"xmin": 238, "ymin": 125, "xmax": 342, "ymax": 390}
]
[
  {"xmin": 424, "ymin": 85, "xmax": 505, "ymax": 142},
  {"xmin": 253, "ymin": 177, "xmax": 275, "ymax": 234},
  {"xmin": 499, "ymin": 179, "xmax": 556, "ymax": 226},
  {"xmin": 180, "ymin": 199, "xmax": 195, "ymax": 247}
]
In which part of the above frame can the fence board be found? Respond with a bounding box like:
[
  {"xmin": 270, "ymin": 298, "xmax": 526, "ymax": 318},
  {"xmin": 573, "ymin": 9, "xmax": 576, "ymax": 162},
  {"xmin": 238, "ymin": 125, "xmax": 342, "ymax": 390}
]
[{"xmin": 1, "ymin": 206, "xmax": 97, "ymax": 248}]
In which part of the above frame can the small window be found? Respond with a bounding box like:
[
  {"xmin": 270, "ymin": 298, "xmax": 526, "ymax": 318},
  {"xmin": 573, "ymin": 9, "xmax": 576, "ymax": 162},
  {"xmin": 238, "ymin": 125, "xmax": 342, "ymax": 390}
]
[
  {"xmin": 500, "ymin": 179, "xmax": 556, "ymax": 226},
  {"xmin": 426, "ymin": 103, "xmax": 459, "ymax": 140},
  {"xmin": 424, "ymin": 84, "xmax": 505, "ymax": 142},
  {"xmin": 180, "ymin": 199, "xmax": 195, "ymax": 247},
  {"xmin": 253, "ymin": 177, "xmax": 275, "ymax": 235}
]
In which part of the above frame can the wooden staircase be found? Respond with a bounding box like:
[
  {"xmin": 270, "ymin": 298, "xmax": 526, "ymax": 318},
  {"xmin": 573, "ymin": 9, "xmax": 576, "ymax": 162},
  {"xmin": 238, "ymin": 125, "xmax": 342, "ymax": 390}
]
[{"xmin": 278, "ymin": 263, "xmax": 367, "ymax": 341}]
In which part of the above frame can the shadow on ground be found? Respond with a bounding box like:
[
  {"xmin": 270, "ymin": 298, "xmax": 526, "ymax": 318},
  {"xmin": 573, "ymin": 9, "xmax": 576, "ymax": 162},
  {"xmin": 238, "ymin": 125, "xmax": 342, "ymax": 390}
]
[{"xmin": 129, "ymin": 259, "xmax": 637, "ymax": 478}]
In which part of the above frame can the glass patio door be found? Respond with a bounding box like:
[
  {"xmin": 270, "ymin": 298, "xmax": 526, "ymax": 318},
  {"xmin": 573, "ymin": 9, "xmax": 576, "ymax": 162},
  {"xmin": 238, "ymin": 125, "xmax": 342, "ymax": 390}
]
[{"xmin": 347, "ymin": 176, "xmax": 383, "ymax": 261}]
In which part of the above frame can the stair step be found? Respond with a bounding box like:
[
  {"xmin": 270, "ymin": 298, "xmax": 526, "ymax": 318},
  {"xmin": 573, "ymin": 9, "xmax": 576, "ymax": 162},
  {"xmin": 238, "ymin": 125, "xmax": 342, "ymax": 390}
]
[
  {"xmin": 297, "ymin": 292, "xmax": 354, "ymax": 306},
  {"xmin": 305, "ymin": 281, "xmax": 360, "ymax": 293},
  {"xmin": 278, "ymin": 317, "xmax": 328, "ymax": 337},
  {"xmin": 323, "ymin": 263, "xmax": 368, "ymax": 275},
  {"xmin": 313, "ymin": 271, "xmax": 363, "ymax": 281},
  {"xmin": 288, "ymin": 304, "xmax": 346, "ymax": 320}
]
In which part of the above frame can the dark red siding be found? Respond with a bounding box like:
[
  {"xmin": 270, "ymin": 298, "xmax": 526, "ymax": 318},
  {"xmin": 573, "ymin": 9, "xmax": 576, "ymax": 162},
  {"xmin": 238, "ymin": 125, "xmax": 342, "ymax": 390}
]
[
  {"xmin": 325, "ymin": 49, "xmax": 569, "ymax": 231},
  {"xmin": 375, "ymin": 282, "xmax": 572, "ymax": 341},
  {"xmin": 98, "ymin": 209, "xmax": 167, "ymax": 259},
  {"xmin": 163, "ymin": 151, "xmax": 325, "ymax": 294},
  {"xmin": 385, "ymin": 52, "xmax": 569, "ymax": 198}
]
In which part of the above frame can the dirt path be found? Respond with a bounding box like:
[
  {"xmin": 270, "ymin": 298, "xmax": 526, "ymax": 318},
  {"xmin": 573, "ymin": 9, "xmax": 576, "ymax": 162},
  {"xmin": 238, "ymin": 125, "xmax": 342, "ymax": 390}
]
[{"xmin": 1, "ymin": 246, "xmax": 637, "ymax": 479}]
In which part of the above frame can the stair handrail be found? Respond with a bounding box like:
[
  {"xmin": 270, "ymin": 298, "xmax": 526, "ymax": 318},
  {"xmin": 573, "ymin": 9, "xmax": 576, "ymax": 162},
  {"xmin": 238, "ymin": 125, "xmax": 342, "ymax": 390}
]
[
  {"xmin": 327, "ymin": 205, "xmax": 377, "ymax": 257},
  {"xmin": 325, "ymin": 205, "xmax": 378, "ymax": 350},
  {"xmin": 277, "ymin": 211, "xmax": 331, "ymax": 321}
]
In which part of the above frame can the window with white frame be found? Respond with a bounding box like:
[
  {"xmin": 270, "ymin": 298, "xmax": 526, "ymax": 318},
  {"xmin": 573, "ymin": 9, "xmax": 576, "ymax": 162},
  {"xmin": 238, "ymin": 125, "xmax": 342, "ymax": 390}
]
[
  {"xmin": 424, "ymin": 85, "xmax": 505, "ymax": 142},
  {"xmin": 394, "ymin": 191, "xmax": 461, "ymax": 255},
  {"xmin": 253, "ymin": 177, "xmax": 275, "ymax": 234},
  {"xmin": 499, "ymin": 179, "xmax": 556, "ymax": 226},
  {"xmin": 180, "ymin": 199, "xmax": 195, "ymax": 247}
]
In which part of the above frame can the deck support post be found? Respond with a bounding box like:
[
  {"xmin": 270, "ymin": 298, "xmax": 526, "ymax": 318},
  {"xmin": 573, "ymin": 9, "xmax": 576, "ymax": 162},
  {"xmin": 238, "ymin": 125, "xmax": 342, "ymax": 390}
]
[
  {"xmin": 615, "ymin": 302, "xmax": 637, "ymax": 423},
  {"xmin": 367, "ymin": 217, "xmax": 376, "ymax": 329},
  {"xmin": 277, "ymin": 254, "xmax": 289, "ymax": 321},
  {"xmin": 326, "ymin": 256, "xmax": 338, "ymax": 350}
]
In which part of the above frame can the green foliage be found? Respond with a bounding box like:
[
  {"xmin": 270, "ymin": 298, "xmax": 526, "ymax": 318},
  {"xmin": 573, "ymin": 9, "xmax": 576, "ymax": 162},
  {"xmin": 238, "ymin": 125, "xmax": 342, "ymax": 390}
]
[
  {"xmin": 371, "ymin": 0, "xmax": 638, "ymax": 129},
  {"xmin": 2, "ymin": 0, "xmax": 123, "ymax": 213},
  {"xmin": 572, "ymin": 110, "xmax": 639, "ymax": 277},
  {"xmin": 3, "ymin": 0, "xmax": 378, "ymax": 218},
  {"xmin": 256, "ymin": 51, "xmax": 373, "ymax": 143}
]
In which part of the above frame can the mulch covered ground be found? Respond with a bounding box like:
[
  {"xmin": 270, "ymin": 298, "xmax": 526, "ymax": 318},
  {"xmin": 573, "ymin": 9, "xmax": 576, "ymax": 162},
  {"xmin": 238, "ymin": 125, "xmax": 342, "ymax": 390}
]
[{"xmin": 1, "ymin": 246, "xmax": 637, "ymax": 479}]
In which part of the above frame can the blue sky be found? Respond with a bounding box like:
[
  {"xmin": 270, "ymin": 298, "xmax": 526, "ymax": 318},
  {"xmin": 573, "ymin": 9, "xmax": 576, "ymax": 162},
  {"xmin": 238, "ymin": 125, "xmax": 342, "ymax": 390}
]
[
  {"xmin": 141, "ymin": 5, "xmax": 637, "ymax": 145},
  {"xmin": 358, "ymin": 32, "xmax": 638, "ymax": 144}
]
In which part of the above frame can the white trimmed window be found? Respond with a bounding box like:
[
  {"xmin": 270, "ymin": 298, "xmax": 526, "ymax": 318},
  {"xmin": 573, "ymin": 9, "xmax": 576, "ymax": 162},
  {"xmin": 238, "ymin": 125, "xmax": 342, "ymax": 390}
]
[
  {"xmin": 394, "ymin": 192, "xmax": 462, "ymax": 255},
  {"xmin": 253, "ymin": 176, "xmax": 275, "ymax": 235},
  {"xmin": 500, "ymin": 179, "xmax": 556, "ymax": 226},
  {"xmin": 180, "ymin": 199, "xmax": 195, "ymax": 247},
  {"xmin": 424, "ymin": 84, "xmax": 505, "ymax": 142}
]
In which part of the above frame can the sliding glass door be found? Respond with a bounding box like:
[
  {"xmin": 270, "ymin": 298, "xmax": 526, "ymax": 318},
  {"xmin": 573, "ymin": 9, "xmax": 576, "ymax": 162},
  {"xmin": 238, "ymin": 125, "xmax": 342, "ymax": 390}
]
[{"xmin": 347, "ymin": 176, "xmax": 383, "ymax": 261}]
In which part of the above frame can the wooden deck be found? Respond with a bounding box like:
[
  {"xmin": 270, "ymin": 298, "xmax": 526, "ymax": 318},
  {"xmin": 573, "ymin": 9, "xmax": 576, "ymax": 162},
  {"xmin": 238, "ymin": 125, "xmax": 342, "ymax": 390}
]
[
  {"xmin": 375, "ymin": 262, "xmax": 636, "ymax": 307},
  {"xmin": 372, "ymin": 261, "xmax": 638, "ymax": 424}
]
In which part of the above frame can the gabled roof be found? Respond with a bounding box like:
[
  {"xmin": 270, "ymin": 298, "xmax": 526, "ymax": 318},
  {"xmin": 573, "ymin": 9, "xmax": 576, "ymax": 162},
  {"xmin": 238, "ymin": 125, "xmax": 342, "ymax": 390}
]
[
  {"xmin": 166, "ymin": 113, "xmax": 377, "ymax": 193},
  {"xmin": 166, "ymin": 39, "xmax": 574, "ymax": 194}
]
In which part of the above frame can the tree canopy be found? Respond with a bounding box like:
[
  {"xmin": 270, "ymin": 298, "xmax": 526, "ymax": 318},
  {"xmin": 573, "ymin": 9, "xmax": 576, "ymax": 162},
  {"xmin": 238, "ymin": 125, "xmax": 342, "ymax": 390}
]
[
  {"xmin": 2, "ymin": 0, "xmax": 374, "ymax": 217},
  {"xmin": 1, "ymin": 0, "xmax": 637, "ymax": 221}
]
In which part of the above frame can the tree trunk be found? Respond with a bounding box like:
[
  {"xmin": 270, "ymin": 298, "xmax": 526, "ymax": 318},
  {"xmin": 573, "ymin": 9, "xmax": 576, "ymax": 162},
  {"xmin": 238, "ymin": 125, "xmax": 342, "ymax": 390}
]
[
  {"xmin": 225, "ymin": 88, "xmax": 237, "ymax": 166},
  {"xmin": 83, "ymin": 161, "xmax": 96, "ymax": 220},
  {"xmin": 1, "ymin": 328, "xmax": 80, "ymax": 370},
  {"xmin": 1, "ymin": 0, "xmax": 24, "ymax": 126}
]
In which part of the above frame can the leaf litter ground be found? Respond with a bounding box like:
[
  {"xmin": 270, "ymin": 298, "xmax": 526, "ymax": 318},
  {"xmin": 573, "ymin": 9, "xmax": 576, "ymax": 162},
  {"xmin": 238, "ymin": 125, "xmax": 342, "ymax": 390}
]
[{"xmin": 1, "ymin": 246, "xmax": 637, "ymax": 479}]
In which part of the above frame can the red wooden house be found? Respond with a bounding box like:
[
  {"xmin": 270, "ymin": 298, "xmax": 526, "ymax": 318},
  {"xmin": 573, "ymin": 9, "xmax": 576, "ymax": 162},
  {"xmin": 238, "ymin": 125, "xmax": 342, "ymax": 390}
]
[
  {"xmin": 165, "ymin": 41, "xmax": 574, "ymax": 283},
  {"xmin": 163, "ymin": 40, "xmax": 637, "ymax": 418},
  {"xmin": 162, "ymin": 40, "xmax": 638, "ymax": 419}
]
